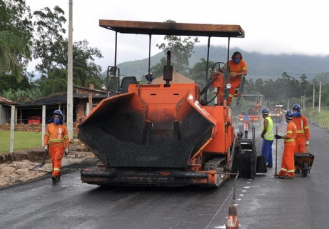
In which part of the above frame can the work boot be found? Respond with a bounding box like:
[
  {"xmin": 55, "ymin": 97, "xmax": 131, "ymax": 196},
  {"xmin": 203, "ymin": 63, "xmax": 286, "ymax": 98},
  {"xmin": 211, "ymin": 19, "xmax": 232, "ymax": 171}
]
[
  {"xmin": 51, "ymin": 176, "xmax": 57, "ymax": 184},
  {"xmin": 276, "ymin": 175, "xmax": 285, "ymax": 179}
]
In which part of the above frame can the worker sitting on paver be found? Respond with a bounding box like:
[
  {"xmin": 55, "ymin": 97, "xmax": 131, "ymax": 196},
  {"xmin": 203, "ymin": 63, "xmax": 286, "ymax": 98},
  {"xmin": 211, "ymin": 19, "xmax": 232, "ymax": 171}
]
[{"xmin": 222, "ymin": 51, "xmax": 248, "ymax": 104}]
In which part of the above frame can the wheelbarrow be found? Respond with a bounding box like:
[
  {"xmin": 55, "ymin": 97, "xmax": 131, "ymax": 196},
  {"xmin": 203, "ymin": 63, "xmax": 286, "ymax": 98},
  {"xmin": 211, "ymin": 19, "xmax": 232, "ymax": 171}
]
[{"xmin": 294, "ymin": 146, "xmax": 315, "ymax": 177}]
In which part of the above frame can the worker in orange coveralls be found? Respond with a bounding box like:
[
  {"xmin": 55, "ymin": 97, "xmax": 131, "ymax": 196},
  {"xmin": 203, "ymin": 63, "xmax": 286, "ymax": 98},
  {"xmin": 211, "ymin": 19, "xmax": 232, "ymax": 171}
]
[
  {"xmin": 292, "ymin": 103, "xmax": 310, "ymax": 154},
  {"xmin": 224, "ymin": 51, "xmax": 248, "ymax": 104},
  {"xmin": 275, "ymin": 111, "xmax": 297, "ymax": 179},
  {"xmin": 44, "ymin": 110, "xmax": 70, "ymax": 184}
]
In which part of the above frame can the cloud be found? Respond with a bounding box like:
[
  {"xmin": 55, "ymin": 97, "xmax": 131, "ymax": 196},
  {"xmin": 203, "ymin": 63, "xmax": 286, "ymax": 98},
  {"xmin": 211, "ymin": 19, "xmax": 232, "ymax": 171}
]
[{"xmin": 25, "ymin": 0, "xmax": 329, "ymax": 72}]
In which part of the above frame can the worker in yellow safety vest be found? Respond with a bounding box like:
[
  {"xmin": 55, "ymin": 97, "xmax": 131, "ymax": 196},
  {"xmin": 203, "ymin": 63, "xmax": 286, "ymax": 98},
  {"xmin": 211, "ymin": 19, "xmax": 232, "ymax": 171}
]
[{"xmin": 260, "ymin": 108, "xmax": 274, "ymax": 168}]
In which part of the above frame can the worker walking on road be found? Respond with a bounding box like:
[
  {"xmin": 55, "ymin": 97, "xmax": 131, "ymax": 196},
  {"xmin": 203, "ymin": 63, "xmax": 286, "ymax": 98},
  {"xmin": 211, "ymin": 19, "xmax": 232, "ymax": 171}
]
[
  {"xmin": 275, "ymin": 111, "xmax": 297, "ymax": 179},
  {"xmin": 44, "ymin": 110, "xmax": 70, "ymax": 184},
  {"xmin": 260, "ymin": 108, "xmax": 274, "ymax": 168},
  {"xmin": 292, "ymin": 104, "xmax": 310, "ymax": 153},
  {"xmin": 243, "ymin": 111, "xmax": 250, "ymax": 137}
]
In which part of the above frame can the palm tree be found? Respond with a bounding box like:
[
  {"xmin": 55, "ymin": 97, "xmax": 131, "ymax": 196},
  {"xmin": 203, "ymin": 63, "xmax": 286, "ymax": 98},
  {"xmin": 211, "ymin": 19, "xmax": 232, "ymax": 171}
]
[
  {"xmin": 0, "ymin": 31, "xmax": 26, "ymax": 82},
  {"xmin": 0, "ymin": 1, "xmax": 31, "ymax": 83}
]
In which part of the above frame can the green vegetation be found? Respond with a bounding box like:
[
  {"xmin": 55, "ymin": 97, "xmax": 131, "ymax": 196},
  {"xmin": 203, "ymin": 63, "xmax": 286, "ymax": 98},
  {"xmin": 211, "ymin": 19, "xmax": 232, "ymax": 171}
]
[
  {"xmin": 1, "ymin": 0, "xmax": 328, "ymax": 111},
  {"xmin": 153, "ymin": 20, "xmax": 199, "ymax": 77},
  {"xmin": 304, "ymin": 108, "xmax": 329, "ymax": 127},
  {"xmin": 0, "ymin": 0, "xmax": 33, "ymax": 82},
  {"xmin": 0, "ymin": 2, "xmax": 103, "ymax": 102},
  {"xmin": 116, "ymin": 46, "xmax": 329, "ymax": 81},
  {"xmin": 0, "ymin": 130, "xmax": 42, "ymax": 154}
]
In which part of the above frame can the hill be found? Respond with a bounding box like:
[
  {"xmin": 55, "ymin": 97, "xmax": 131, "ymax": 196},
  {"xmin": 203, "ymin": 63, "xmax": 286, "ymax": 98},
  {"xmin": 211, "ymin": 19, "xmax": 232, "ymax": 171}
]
[{"xmin": 113, "ymin": 45, "xmax": 329, "ymax": 81}]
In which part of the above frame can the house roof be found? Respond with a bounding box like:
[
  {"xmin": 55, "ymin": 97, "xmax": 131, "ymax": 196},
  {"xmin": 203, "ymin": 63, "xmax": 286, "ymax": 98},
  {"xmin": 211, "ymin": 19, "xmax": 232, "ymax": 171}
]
[
  {"xmin": 74, "ymin": 86, "xmax": 106, "ymax": 94},
  {"xmin": 152, "ymin": 71, "xmax": 195, "ymax": 84},
  {"xmin": 0, "ymin": 96, "xmax": 17, "ymax": 105},
  {"xmin": 17, "ymin": 87, "xmax": 107, "ymax": 107}
]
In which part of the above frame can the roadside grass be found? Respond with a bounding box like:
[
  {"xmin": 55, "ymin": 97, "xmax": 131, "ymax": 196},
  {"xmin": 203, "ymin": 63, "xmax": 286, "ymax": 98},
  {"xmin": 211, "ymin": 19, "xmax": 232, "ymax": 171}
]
[
  {"xmin": 0, "ymin": 130, "xmax": 42, "ymax": 154},
  {"xmin": 304, "ymin": 108, "xmax": 329, "ymax": 127}
]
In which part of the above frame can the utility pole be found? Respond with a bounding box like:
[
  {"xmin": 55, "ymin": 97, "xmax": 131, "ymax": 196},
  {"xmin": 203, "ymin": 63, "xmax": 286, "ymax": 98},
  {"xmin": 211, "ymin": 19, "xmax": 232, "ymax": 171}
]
[
  {"xmin": 318, "ymin": 81, "xmax": 321, "ymax": 113},
  {"xmin": 67, "ymin": 0, "xmax": 74, "ymax": 139}
]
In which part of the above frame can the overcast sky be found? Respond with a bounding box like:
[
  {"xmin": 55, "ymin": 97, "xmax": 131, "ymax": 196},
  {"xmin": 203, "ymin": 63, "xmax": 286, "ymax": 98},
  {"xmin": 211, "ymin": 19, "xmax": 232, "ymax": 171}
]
[{"xmin": 25, "ymin": 0, "xmax": 329, "ymax": 72}]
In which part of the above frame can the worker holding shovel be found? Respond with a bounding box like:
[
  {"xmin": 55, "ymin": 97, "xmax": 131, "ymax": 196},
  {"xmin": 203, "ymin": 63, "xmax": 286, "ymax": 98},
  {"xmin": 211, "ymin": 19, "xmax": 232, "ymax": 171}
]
[
  {"xmin": 44, "ymin": 110, "xmax": 70, "ymax": 184},
  {"xmin": 275, "ymin": 111, "xmax": 297, "ymax": 179}
]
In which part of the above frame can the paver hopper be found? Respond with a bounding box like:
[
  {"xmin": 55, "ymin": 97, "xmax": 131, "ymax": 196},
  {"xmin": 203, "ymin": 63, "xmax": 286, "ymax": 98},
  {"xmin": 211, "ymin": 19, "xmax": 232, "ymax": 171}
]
[{"xmin": 79, "ymin": 84, "xmax": 214, "ymax": 169}]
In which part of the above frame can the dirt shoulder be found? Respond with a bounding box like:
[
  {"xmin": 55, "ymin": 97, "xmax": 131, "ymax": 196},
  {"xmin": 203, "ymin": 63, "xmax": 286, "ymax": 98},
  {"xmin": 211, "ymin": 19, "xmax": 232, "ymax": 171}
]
[{"xmin": 0, "ymin": 139, "xmax": 98, "ymax": 189}]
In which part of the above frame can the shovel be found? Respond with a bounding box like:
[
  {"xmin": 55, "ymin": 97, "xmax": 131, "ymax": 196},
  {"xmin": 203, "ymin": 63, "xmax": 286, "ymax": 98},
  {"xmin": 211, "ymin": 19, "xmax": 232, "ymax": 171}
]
[
  {"xmin": 306, "ymin": 145, "xmax": 312, "ymax": 154},
  {"xmin": 274, "ymin": 126, "xmax": 278, "ymax": 177},
  {"xmin": 30, "ymin": 149, "xmax": 48, "ymax": 170}
]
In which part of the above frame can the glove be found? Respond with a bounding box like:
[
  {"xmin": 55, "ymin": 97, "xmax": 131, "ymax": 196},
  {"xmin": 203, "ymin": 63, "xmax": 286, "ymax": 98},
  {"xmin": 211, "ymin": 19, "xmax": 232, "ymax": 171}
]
[
  {"xmin": 275, "ymin": 135, "xmax": 282, "ymax": 139},
  {"xmin": 306, "ymin": 140, "xmax": 309, "ymax": 145},
  {"xmin": 65, "ymin": 148, "xmax": 69, "ymax": 156},
  {"xmin": 261, "ymin": 134, "xmax": 264, "ymax": 139},
  {"xmin": 44, "ymin": 145, "xmax": 49, "ymax": 154}
]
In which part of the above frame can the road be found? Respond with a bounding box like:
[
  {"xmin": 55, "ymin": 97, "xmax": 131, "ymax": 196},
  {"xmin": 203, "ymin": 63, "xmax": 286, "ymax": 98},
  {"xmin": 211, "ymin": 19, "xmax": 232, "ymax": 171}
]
[{"xmin": 0, "ymin": 123, "xmax": 328, "ymax": 229}]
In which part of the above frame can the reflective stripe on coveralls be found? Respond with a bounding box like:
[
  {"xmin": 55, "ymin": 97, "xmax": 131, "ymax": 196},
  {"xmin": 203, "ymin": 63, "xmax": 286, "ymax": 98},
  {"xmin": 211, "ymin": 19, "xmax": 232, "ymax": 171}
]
[
  {"xmin": 49, "ymin": 144, "xmax": 64, "ymax": 177},
  {"xmin": 293, "ymin": 115, "xmax": 310, "ymax": 153},
  {"xmin": 49, "ymin": 139, "xmax": 64, "ymax": 143},
  {"xmin": 278, "ymin": 121, "xmax": 297, "ymax": 178},
  {"xmin": 44, "ymin": 123, "xmax": 69, "ymax": 177}
]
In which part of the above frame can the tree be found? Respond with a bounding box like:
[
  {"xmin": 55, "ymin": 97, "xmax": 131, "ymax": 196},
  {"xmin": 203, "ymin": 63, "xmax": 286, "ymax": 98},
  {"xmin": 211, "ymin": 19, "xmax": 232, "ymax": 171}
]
[
  {"xmin": 1, "ymin": 86, "xmax": 42, "ymax": 103},
  {"xmin": 244, "ymin": 79, "xmax": 256, "ymax": 94},
  {"xmin": 0, "ymin": 0, "xmax": 33, "ymax": 82},
  {"xmin": 190, "ymin": 58, "xmax": 215, "ymax": 89},
  {"xmin": 299, "ymin": 74, "xmax": 311, "ymax": 97},
  {"xmin": 32, "ymin": 6, "xmax": 103, "ymax": 95},
  {"xmin": 262, "ymin": 79, "xmax": 276, "ymax": 101},
  {"xmin": 33, "ymin": 5, "xmax": 66, "ymax": 75},
  {"xmin": 314, "ymin": 72, "xmax": 329, "ymax": 84},
  {"xmin": 151, "ymin": 57, "xmax": 167, "ymax": 78},
  {"xmin": 33, "ymin": 68, "xmax": 67, "ymax": 96},
  {"xmin": 155, "ymin": 20, "xmax": 199, "ymax": 75},
  {"xmin": 67, "ymin": 40, "xmax": 103, "ymax": 87},
  {"xmin": 0, "ymin": 73, "xmax": 30, "ymax": 92}
]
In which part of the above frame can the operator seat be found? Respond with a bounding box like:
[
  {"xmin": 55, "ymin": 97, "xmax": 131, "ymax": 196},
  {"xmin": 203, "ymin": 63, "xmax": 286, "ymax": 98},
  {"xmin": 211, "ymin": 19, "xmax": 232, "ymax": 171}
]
[{"xmin": 120, "ymin": 76, "xmax": 137, "ymax": 93}]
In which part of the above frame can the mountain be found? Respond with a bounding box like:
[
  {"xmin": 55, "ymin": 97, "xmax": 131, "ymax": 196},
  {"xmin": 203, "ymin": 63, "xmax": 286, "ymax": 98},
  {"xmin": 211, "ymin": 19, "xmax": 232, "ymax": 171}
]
[{"xmin": 113, "ymin": 45, "xmax": 329, "ymax": 81}]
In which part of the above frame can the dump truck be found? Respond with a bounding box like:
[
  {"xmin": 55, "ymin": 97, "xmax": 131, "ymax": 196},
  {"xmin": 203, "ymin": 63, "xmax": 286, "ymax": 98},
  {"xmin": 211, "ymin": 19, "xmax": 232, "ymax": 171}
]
[
  {"xmin": 238, "ymin": 94, "xmax": 265, "ymax": 130},
  {"xmin": 78, "ymin": 19, "xmax": 267, "ymax": 187},
  {"xmin": 269, "ymin": 104, "xmax": 284, "ymax": 123}
]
